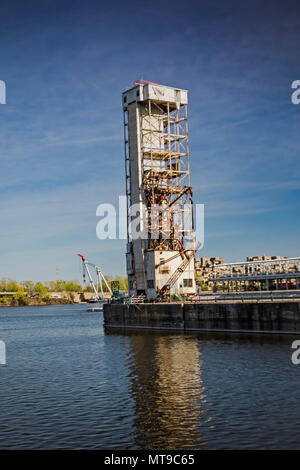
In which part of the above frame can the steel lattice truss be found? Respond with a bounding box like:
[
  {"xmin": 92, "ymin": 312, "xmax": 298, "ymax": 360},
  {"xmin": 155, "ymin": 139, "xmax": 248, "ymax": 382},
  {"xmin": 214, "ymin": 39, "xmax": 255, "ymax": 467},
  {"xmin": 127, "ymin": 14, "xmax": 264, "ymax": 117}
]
[{"xmin": 139, "ymin": 99, "xmax": 194, "ymax": 252}]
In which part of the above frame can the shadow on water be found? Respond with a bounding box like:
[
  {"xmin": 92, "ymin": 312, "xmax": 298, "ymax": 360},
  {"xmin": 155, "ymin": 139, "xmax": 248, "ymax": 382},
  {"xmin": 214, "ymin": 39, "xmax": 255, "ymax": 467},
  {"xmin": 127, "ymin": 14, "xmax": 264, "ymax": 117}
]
[
  {"xmin": 104, "ymin": 327, "xmax": 295, "ymax": 450},
  {"xmin": 105, "ymin": 327, "xmax": 209, "ymax": 449}
]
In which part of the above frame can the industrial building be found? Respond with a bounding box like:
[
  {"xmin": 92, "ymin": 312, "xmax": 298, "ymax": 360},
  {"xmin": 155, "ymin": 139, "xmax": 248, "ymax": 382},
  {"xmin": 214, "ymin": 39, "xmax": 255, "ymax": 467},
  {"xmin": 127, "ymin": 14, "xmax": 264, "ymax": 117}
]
[
  {"xmin": 122, "ymin": 80, "xmax": 197, "ymax": 299},
  {"xmin": 211, "ymin": 257, "xmax": 300, "ymax": 292}
]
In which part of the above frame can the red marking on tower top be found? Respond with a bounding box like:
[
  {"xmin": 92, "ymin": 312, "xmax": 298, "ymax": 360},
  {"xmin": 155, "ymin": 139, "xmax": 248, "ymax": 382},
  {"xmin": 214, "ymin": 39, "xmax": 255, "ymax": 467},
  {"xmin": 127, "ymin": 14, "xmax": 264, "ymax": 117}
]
[{"xmin": 132, "ymin": 79, "xmax": 160, "ymax": 86}]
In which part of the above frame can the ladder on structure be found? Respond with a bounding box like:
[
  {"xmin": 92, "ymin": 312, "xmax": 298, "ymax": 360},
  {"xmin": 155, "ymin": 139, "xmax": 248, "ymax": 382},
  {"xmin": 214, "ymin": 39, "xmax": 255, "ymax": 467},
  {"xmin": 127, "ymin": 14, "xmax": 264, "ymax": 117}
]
[{"xmin": 159, "ymin": 242, "xmax": 201, "ymax": 297}]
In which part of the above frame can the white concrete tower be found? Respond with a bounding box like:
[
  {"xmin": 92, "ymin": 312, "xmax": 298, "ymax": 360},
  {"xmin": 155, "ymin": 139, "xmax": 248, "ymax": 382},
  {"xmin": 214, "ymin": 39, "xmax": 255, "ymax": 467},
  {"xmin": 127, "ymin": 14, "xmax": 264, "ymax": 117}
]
[{"xmin": 122, "ymin": 80, "xmax": 196, "ymax": 299}]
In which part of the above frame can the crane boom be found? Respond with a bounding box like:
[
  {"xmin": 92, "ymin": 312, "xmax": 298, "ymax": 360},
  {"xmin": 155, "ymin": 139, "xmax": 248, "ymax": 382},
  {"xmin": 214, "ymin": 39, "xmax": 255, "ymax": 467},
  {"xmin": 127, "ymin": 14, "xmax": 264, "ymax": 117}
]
[{"xmin": 78, "ymin": 253, "xmax": 113, "ymax": 301}]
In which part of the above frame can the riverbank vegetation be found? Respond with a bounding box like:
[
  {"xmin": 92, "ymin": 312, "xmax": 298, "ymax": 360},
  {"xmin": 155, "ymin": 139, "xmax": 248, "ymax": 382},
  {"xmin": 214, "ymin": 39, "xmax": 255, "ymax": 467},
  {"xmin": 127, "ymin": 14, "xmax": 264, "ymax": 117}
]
[{"xmin": 0, "ymin": 276, "xmax": 128, "ymax": 306}]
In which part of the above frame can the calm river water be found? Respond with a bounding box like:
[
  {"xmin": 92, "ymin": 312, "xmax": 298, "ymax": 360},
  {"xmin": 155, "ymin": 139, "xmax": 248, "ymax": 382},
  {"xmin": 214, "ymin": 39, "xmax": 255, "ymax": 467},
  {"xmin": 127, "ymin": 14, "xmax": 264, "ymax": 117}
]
[{"xmin": 0, "ymin": 304, "xmax": 299, "ymax": 449}]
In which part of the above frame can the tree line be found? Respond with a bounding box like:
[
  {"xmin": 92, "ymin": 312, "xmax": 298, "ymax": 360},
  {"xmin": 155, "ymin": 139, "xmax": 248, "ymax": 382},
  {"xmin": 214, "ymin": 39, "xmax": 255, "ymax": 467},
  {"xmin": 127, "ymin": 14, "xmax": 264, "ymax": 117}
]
[
  {"xmin": 0, "ymin": 276, "xmax": 128, "ymax": 293},
  {"xmin": 0, "ymin": 276, "xmax": 128, "ymax": 306}
]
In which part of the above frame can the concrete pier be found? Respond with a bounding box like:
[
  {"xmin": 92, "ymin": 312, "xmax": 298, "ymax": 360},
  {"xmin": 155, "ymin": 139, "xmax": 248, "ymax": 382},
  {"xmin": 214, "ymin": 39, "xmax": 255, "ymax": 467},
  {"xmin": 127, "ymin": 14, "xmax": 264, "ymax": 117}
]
[{"xmin": 103, "ymin": 300, "xmax": 300, "ymax": 334}]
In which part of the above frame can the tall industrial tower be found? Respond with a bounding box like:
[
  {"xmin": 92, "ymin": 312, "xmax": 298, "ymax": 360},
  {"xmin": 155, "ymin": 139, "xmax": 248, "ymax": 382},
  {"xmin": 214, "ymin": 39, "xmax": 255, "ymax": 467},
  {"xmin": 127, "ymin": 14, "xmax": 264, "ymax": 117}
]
[{"xmin": 123, "ymin": 80, "xmax": 196, "ymax": 299}]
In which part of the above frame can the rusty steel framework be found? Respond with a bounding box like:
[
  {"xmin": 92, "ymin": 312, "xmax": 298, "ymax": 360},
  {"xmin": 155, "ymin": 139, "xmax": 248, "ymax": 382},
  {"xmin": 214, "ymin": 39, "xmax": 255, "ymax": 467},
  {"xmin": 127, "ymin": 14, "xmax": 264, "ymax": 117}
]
[
  {"xmin": 123, "ymin": 82, "xmax": 196, "ymax": 299},
  {"xmin": 124, "ymin": 95, "xmax": 194, "ymax": 253}
]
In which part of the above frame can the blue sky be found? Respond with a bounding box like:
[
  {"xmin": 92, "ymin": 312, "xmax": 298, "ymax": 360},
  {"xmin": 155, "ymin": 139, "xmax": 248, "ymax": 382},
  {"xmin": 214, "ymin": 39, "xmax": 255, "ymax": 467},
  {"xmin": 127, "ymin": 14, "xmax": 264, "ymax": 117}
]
[{"xmin": 0, "ymin": 0, "xmax": 300, "ymax": 281}]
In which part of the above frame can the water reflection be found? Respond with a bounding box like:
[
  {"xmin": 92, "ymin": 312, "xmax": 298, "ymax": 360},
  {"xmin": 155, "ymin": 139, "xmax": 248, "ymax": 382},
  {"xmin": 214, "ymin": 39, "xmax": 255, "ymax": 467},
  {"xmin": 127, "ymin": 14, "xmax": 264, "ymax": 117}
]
[
  {"xmin": 0, "ymin": 307, "xmax": 298, "ymax": 449},
  {"xmin": 106, "ymin": 329, "xmax": 211, "ymax": 449}
]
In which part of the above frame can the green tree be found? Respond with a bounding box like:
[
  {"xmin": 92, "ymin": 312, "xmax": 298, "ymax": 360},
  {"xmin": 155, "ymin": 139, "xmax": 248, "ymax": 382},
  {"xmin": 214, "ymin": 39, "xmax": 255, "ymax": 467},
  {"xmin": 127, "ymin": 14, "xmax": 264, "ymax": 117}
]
[
  {"xmin": 0, "ymin": 277, "xmax": 23, "ymax": 292},
  {"xmin": 83, "ymin": 285, "xmax": 94, "ymax": 292},
  {"xmin": 34, "ymin": 282, "xmax": 48, "ymax": 297},
  {"xmin": 55, "ymin": 280, "xmax": 66, "ymax": 292},
  {"xmin": 20, "ymin": 281, "xmax": 35, "ymax": 293},
  {"xmin": 195, "ymin": 274, "xmax": 208, "ymax": 291},
  {"xmin": 41, "ymin": 293, "xmax": 51, "ymax": 303},
  {"xmin": 44, "ymin": 281, "xmax": 57, "ymax": 292},
  {"xmin": 13, "ymin": 290, "xmax": 28, "ymax": 306},
  {"xmin": 64, "ymin": 281, "xmax": 82, "ymax": 292}
]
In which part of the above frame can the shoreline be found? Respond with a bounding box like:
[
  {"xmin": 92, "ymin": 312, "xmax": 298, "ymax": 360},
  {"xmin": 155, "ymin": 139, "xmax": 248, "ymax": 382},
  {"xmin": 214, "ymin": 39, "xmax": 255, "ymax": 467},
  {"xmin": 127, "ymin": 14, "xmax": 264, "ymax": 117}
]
[{"xmin": 0, "ymin": 299, "xmax": 75, "ymax": 308}]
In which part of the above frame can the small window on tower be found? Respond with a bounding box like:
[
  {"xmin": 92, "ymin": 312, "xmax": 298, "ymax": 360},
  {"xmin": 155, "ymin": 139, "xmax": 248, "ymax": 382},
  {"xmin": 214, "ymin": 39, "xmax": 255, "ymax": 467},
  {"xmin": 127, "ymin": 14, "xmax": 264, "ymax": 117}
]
[
  {"xmin": 160, "ymin": 267, "xmax": 170, "ymax": 274},
  {"xmin": 136, "ymin": 90, "xmax": 140, "ymax": 97},
  {"xmin": 123, "ymin": 96, "xmax": 127, "ymax": 103},
  {"xmin": 147, "ymin": 280, "xmax": 154, "ymax": 289}
]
